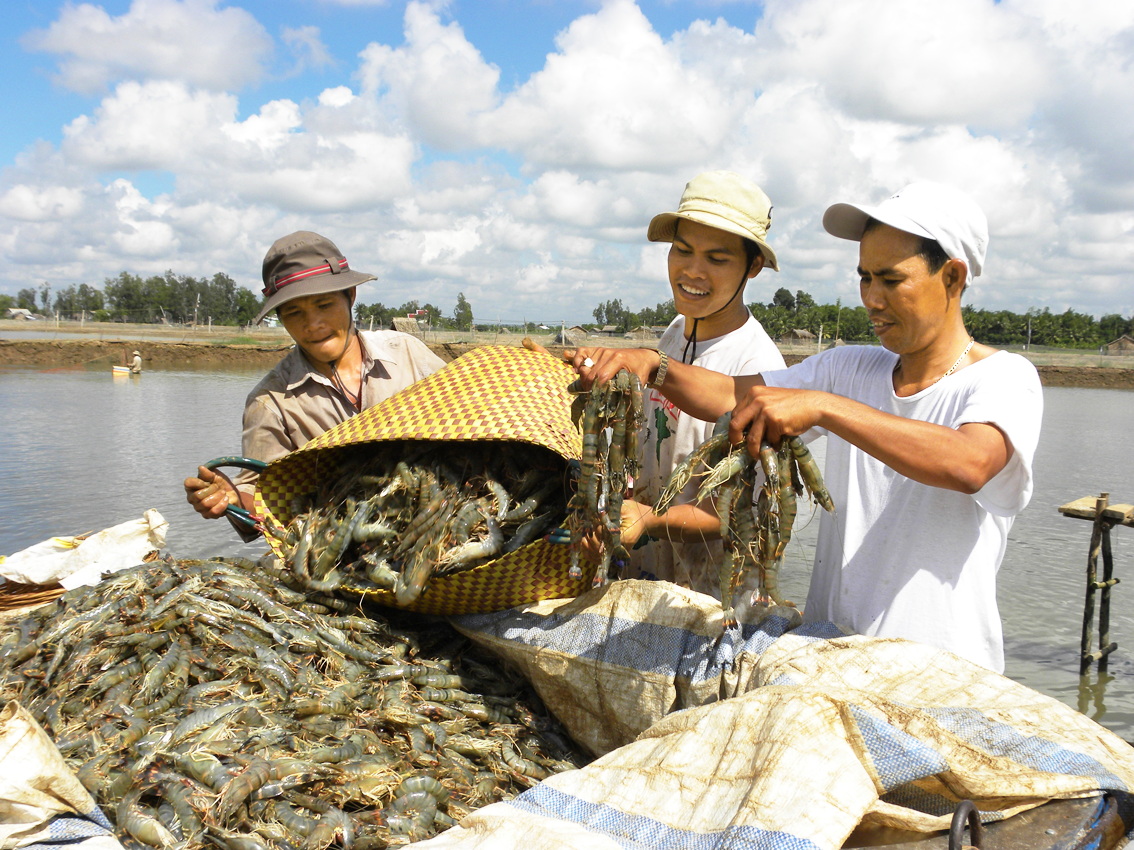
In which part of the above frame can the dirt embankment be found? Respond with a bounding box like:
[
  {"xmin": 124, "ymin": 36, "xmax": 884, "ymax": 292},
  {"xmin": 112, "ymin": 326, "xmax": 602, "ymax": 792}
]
[{"xmin": 3, "ymin": 338, "xmax": 1134, "ymax": 390}]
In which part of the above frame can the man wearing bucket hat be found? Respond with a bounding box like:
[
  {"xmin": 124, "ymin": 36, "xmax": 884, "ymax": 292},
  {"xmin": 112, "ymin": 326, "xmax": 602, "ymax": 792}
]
[
  {"xmin": 128, "ymin": 350, "xmax": 142, "ymax": 373},
  {"xmin": 587, "ymin": 171, "xmax": 786, "ymax": 596},
  {"xmin": 575, "ymin": 182, "xmax": 1042, "ymax": 672},
  {"xmin": 183, "ymin": 230, "xmax": 445, "ymax": 533}
]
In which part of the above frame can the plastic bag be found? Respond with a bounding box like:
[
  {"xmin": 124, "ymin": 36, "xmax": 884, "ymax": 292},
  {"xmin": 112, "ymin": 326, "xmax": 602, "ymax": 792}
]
[
  {"xmin": 0, "ymin": 701, "xmax": 118, "ymax": 850},
  {"xmin": 0, "ymin": 510, "xmax": 167, "ymax": 589}
]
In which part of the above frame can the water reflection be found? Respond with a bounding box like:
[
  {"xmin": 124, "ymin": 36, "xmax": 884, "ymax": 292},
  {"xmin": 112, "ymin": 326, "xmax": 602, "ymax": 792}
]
[{"xmin": 1, "ymin": 366, "xmax": 1133, "ymax": 741}]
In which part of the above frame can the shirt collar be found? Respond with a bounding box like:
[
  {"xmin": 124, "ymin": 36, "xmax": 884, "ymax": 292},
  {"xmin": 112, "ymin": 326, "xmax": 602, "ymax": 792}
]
[{"xmin": 280, "ymin": 331, "xmax": 389, "ymax": 393}]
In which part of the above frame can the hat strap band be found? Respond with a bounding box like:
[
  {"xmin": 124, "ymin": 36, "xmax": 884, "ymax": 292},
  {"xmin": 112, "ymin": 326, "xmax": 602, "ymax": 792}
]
[{"xmin": 263, "ymin": 258, "xmax": 349, "ymax": 296}]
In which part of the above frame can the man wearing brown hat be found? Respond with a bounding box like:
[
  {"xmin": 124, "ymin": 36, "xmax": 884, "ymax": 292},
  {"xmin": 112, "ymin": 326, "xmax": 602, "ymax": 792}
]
[{"xmin": 184, "ymin": 231, "xmax": 445, "ymax": 532}]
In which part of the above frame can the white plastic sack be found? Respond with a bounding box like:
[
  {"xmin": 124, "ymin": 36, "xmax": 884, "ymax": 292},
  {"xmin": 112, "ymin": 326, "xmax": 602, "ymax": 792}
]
[
  {"xmin": 0, "ymin": 510, "xmax": 167, "ymax": 589},
  {"xmin": 433, "ymin": 580, "xmax": 1134, "ymax": 849},
  {"xmin": 0, "ymin": 701, "xmax": 119, "ymax": 850}
]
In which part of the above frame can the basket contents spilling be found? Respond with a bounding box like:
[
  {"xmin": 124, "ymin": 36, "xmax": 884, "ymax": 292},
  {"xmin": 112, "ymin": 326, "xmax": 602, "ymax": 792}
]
[
  {"xmin": 276, "ymin": 440, "xmax": 571, "ymax": 606},
  {"xmin": 1, "ymin": 558, "xmax": 591, "ymax": 848}
]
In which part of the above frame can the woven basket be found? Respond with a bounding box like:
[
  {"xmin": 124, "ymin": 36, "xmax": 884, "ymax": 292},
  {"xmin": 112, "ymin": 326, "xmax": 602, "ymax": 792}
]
[{"xmin": 254, "ymin": 344, "xmax": 588, "ymax": 615}]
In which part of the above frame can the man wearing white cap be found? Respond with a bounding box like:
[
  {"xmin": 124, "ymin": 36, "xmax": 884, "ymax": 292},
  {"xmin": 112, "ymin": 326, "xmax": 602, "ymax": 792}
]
[
  {"xmin": 184, "ymin": 231, "xmax": 445, "ymax": 535},
  {"xmin": 574, "ymin": 182, "xmax": 1042, "ymax": 672}
]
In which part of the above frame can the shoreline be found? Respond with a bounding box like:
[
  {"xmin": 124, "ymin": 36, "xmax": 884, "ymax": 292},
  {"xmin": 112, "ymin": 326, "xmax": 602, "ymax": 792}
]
[{"xmin": 2, "ymin": 336, "xmax": 1133, "ymax": 390}]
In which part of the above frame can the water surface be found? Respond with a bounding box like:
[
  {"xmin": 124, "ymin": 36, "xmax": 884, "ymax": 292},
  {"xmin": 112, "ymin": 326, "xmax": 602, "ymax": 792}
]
[{"xmin": 1, "ymin": 366, "xmax": 1132, "ymax": 740}]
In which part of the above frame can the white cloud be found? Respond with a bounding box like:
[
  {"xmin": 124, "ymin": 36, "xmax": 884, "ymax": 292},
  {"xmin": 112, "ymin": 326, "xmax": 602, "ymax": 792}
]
[
  {"xmin": 486, "ymin": 1, "xmax": 735, "ymax": 169},
  {"xmin": 0, "ymin": 184, "xmax": 85, "ymax": 222},
  {"xmin": 62, "ymin": 81, "xmax": 240, "ymax": 170},
  {"xmin": 357, "ymin": 2, "xmax": 501, "ymax": 147},
  {"xmin": 753, "ymin": 0, "xmax": 1048, "ymax": 129},
  {"xmin": 282, "ymin": 25, "xmax": 334, "ymax": 75},
  {"xmin": 22, "ymin": 0, "xmax": 273, "ymax": 94}
]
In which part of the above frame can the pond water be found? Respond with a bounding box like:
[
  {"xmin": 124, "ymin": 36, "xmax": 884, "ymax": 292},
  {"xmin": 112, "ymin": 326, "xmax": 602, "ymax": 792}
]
[{"xmin": 1, "ymin": 364, "xmax": 1132, "ymax": 741}]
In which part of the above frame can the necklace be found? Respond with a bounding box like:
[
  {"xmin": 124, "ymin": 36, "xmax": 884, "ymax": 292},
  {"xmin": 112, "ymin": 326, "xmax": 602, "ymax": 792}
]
[{"xmin": 940, "ymin": 337, "xmax": 975, "ymax": 382}]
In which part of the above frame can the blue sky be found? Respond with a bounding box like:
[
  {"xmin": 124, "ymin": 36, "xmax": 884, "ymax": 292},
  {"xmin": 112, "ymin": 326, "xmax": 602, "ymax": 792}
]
[{"xmin": 2, "ymin": 0, "xmax": 1132, "ymax": 325}]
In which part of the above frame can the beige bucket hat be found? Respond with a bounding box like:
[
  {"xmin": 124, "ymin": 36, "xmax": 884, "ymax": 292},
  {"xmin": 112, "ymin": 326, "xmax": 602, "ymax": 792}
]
[
  {"xmin": 647, "ymin": 171, "xmax": 779, "ymax": 271},
  {"xmin": 255, "ymin": 231, "xmax": 376, "ymax": 324}
]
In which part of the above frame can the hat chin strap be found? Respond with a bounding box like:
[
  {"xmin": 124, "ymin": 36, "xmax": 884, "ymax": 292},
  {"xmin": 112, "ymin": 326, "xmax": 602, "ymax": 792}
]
[
  {"xmin": 681, "ymin": 274, "xmax": 747, "ymax": 364},
  {"xmin": 328, "ymin": 320, "xmax": 357, "ymax": 370},
  {"xmin": 328, "ymin": 322, "xmax": 362, "ymax": 412}
]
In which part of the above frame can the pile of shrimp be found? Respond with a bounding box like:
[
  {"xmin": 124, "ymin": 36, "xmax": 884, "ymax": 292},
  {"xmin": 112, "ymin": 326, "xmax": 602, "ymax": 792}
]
[
  {"xmin": 563, "ymin": 370, "xmax": 644, "ymax": 588},
  {"xmin": 0, "ymin": 557, "xmax": 589, "ymax": 849},
  {"xmin": 277, "ymin": 441, "xmax": 571, "ymax": 606},
  {"xmin": 656, "ymin": 432, "xmax": 835, "ymax": 626}
]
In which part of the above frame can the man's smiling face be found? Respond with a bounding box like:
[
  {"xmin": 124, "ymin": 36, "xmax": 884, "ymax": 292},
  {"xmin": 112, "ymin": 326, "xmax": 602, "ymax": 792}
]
[{"xmin": 667, "ymin": 219, "xmax": 761, "ymax": 324}]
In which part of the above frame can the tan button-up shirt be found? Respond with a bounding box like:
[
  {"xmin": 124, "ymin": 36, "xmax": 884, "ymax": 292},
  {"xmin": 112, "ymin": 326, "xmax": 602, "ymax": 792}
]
[{"xmin": 234, "ymin": 330, "xmax": 445, "ymax": 497}]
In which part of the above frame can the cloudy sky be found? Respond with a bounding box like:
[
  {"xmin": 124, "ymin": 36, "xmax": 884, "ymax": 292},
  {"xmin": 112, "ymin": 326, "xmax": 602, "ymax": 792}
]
[{"xmin": 2, "ymin": 0, "xmax": 1132, "ymax": 326}]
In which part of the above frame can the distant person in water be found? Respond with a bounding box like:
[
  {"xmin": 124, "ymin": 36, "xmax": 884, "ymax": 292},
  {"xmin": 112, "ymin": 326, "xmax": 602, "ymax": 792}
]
[
  {"xmin": 128, "ymin": 350, "xmax": 142, "ymax": 373},
  {"xmin": 183, "ymin": 230, "xmax": 445, "ymax": 538}
]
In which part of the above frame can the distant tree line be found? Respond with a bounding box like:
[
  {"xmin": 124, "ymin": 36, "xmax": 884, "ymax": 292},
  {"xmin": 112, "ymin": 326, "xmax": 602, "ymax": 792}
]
[
  {"xmin": 3, "ymin": 276, "xmax": 1130, "ymax": 349},
  {"xmin": 585, "ymin": 287, "xmax": 1134, "ymax": 349},
  {"xmin": 2, "ymin": 272, "xmax": 260, "ymax": 326}
]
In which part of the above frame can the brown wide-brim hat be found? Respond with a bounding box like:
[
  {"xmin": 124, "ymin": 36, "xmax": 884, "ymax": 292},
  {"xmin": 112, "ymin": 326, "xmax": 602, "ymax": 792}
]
[
  {"xmin": 647, "ymin": 170, "xmax": 779, "ymax": 271},
  {"xmin": 255, "ymin": 231, "xmax": 376, "ymax": 324}
]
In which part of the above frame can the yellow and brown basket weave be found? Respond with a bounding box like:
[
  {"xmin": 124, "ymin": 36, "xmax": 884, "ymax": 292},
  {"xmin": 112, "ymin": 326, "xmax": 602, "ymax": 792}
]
[{"xmin": 254, "ymin": 344, "xmax": 588, "ymax": 615}]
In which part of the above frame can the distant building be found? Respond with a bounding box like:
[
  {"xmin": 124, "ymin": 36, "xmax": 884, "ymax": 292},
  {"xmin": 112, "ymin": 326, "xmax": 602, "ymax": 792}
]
[
  {"xmin": 624, "ymin": 327, "xmax": 657, "ymax": 340},
  {"xmin": 569, "ymin": 325, "xmax": 588, "ymax": 338},
  {"xmin": 779, "ymin": 328, "xmax": 816, "ymax": 343},
  {"xmin": 1104, "ymin": 334, "xmax": 1134, "ymax": 356},
  {"xmin": 6, "ymin": 308, "xmax": 36, "ymax": 320},
  {"xmin": 599, "ymin": 325, "xmax": 620, "ymax": 335}
]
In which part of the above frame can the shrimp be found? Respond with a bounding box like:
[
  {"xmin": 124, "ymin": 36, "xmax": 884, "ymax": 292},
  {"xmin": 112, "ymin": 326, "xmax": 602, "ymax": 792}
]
[{"xmin": 789, "ymin": 435, "xmax": 834, "ymax": 512}]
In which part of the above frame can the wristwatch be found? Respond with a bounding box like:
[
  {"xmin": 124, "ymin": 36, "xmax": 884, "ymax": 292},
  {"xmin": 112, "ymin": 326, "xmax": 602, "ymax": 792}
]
[{"xmin": 647, "ymin": 350, "xmax": 669, "ymax": 389}]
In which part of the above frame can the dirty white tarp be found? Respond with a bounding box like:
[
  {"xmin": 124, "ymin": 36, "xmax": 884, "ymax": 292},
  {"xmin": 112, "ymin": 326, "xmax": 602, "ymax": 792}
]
[
  {"xmin": 0, "ymin": 511, "xmax": 167, "ymax": 590},
  {"xmin": 413, "ymin": 579, "xmax": 1134, "ymax": 849},
  {"xmin": 0, "ymin": 701, "xmax": 121, "ymax": 850}
]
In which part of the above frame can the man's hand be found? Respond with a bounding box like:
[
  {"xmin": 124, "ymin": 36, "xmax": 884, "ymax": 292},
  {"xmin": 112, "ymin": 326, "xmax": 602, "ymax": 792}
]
[
  {"xmin": 564, "ymin": 347, "xmax": 661, "ymax": 389},
  {"xmin": 618, "ymin": 499, "xmax": 655, "ymax": 549},
  {"xmin": 729, "ymin": 385, "xmax": 827, "ymax": 456},
  {"xmin": 184, "ymin": 466, "xmax": 239, "ymax": 519}
]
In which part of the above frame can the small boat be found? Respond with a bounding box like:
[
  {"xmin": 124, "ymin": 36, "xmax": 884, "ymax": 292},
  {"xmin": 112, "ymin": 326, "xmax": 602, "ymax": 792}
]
[{"xmin": 111, "ymin": 365, "xmax": 131, "ymax": 375}]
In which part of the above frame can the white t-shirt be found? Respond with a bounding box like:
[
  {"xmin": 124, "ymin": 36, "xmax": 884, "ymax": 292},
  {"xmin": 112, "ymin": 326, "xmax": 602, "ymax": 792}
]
[
  {"xmin": 762, "ymin": 345, "xmax": 1043, "ymax": 671},
  {"xmin": 630, "ymin": 314, "xmax": 785, "ymax": 595}
]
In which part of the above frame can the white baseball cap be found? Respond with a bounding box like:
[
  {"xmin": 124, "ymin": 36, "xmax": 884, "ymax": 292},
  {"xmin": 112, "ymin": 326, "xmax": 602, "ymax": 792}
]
[{"xmin": 822, "ymin": 182, "xmax": 988, "ymax": 282}]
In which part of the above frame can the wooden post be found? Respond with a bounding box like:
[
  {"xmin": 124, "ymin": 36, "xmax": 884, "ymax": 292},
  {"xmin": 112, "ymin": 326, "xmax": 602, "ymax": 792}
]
[
  {"xmin": 1098, "ymin": 506, "xmax": 1118, "ymax": 675},
  {"xmin": 1060, "ymin": 494, "xmax": 1130, "ymax": 676},
  {"xmin": 1080, "ymin": 493, "xmax": 1111, "ymax": 675}
]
